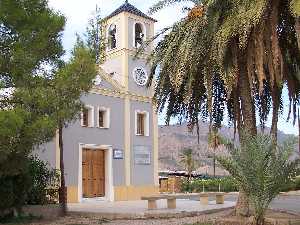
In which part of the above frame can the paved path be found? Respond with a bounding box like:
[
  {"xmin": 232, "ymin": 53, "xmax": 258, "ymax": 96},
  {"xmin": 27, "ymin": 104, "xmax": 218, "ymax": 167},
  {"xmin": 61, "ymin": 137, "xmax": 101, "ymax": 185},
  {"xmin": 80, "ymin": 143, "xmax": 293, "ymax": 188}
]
[
  {"xmin": 224, "ymin": 193, "xmax": 300, "ymax": 213},
  {"xmin": 270, "ymin": 195, "xmax": 300, "ymax": 213},
  {"xmin": 68, "ymin": 199, "xmax": 235, "ymax": 219}
]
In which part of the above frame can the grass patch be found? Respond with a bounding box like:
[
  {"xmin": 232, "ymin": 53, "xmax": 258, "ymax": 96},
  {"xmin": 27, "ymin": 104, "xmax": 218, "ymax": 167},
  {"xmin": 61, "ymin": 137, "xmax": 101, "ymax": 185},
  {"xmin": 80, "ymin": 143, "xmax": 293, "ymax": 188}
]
[{"xmin": 0, "ymin": 214, "xmax": 41, "ymax": 224}]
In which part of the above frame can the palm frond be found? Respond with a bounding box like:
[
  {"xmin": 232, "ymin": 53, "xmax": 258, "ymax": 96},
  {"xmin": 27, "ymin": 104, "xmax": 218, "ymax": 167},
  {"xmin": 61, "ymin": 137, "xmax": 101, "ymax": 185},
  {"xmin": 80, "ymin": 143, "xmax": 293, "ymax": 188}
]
[
  {"xmin": 217, "ymin": 134, "xmax": 299, "ymax": 223},
  {"xmin": 148, "ymin": 0, "xmax": 200, "ymax": 14}
]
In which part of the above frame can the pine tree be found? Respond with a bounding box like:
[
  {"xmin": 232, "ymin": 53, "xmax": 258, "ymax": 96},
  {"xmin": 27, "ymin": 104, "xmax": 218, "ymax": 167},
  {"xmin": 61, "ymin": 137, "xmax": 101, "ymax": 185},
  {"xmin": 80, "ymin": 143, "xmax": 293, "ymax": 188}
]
[
  {"xmin": 47, "ymin": 40, "xmax": 97, "ymax": 214},
  {"xmin": 0, "ymin": 0, "xmax": 97, "ymax": 215},
  {"xmin": 0, "ymin": 0, "xmax": 65, "ymax": 214}
]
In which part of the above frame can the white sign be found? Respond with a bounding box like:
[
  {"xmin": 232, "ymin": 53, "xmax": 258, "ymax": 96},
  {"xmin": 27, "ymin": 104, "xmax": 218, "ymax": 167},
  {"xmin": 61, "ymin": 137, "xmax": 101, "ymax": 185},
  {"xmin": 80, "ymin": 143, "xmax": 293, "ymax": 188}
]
[
  {"xmin": 134, "ymin": 146, "xmax": 151, "ymax": 165},
  {"xmin": 113, "ymin": 149, "xmax": 124, "ymax": 159}
]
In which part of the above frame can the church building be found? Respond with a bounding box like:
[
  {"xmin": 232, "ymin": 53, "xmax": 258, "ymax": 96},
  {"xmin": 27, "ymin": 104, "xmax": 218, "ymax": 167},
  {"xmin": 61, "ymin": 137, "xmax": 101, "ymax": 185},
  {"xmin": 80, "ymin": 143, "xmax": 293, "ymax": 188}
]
[{"xmin": 38, "ymin": 1, "xmax": 159, "ymax": 203}]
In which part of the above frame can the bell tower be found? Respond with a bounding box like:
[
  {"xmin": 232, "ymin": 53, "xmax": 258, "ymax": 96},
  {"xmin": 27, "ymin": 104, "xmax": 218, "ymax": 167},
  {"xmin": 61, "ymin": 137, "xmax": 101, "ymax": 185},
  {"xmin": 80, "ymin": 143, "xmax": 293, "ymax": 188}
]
[
  {"xmin": 99, "ymin": 1, "xmax": 159, "ymax": 197},
  {"xmin": 101, "ymin": 1, "xmax": 156, "ymax": 96}
]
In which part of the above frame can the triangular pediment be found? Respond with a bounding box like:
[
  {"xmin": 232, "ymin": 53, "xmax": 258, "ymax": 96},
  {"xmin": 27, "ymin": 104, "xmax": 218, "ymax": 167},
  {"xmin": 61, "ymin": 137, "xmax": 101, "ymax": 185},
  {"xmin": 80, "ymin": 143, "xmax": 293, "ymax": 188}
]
[{"xmin": 93, "ymin": 67, "xmax": 125, "ymax": 92}]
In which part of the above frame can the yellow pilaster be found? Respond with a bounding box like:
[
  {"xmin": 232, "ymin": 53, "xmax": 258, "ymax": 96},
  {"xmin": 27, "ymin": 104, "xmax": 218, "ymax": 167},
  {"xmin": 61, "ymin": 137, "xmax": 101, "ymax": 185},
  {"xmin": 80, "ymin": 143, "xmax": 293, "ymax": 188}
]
[
  {"xmin": 149, "ymin": 23, "xmax": 155, "ymax": 50},
  {"xmin": 67, "ymin": 186, "xmax": 78, "ymax": 203},
  {"xmin": 121, "ymin": 12, "xmax": 131, "ymax": 186},
  {"xmin": 153, "ymin": 105, "xmax": 159, "ymax": 186},
  {"xmin": 124, "ymin": 97, "xmax": 131, "ymax": 186},
  {"xmin": 121, "ymin": 12, "xmax": 129, "ymax": 89}
]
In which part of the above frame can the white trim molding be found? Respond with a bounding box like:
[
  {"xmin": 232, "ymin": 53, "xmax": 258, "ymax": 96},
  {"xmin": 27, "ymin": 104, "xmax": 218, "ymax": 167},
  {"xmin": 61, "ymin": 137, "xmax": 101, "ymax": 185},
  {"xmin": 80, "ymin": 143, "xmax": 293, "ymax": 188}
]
[
  {"xmin": 134, "ymin": 110, "xmax": 150, "ymax": 137},
  {"xmin": 81, "ymin": 105, "xmax": 95, "ymax": 128},
  {"xmin": 97, "ymin": 106, "xmax": 111, "ymax": 129},
  {"xmin": 78, "ymin": 143, "xmax": 114, "ymax": 202},
  {"xmin": 107, "ymin": 22, "xmax": 118, "ymax": 51},
  {"xmin": 132, "ymin": 21, "xmax": 146, "ymax": 48}
]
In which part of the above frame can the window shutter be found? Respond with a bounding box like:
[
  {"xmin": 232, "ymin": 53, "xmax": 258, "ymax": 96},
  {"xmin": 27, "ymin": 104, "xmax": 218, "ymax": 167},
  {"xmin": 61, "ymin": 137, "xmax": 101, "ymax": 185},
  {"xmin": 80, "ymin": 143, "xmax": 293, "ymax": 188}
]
[
  {"xmin": 82, "ymin": 108, "xmax": 89, "ymax": 127},
  {"xmin": 99, "ymin": 111, "xmax": 104, "ymax": 127}
]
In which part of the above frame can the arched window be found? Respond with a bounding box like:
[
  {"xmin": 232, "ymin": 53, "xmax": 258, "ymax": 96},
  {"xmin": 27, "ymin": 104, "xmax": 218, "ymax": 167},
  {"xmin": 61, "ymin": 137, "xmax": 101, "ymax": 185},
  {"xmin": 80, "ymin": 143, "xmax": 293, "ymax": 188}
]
[
  {"xmin": 134, "ymin": 23, "xmax": 145, "ymax": 48},
  {"xmin": 108, "ymin": 24, "xmax": 116, "ymax": 50}
]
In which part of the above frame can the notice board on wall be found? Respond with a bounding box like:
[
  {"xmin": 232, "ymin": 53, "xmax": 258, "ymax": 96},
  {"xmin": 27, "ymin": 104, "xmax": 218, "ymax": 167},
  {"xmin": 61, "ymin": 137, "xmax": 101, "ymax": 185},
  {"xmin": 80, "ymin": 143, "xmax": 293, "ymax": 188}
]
[{"xmin": 134, "ymin": 145, "xmax": 151, "ymax": 165}]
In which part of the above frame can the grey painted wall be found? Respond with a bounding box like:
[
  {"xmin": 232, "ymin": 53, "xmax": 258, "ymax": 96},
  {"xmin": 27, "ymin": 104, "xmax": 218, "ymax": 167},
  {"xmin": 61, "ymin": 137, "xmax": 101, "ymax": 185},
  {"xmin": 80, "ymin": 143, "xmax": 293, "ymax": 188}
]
[
  {"xmin": 37, "ymin": 13, "xmax": 156, "ymax": 191},
  {"xmin": 128, "ymin": 17, "xmax": 152, "ymax": 52},
  {"xmin": 130, "ymin": 100, "xmax": 154, "ymax": 186},
  {"xmin": 40, "ymin": 93, "xmax": 126, "ymax": 187},
  {"xmin": 38, "ymin": 94, "xmax": 155, "ymax": 188},
  {"xmin": 128, "ymin": 56, "xmax": 152, "ymax": 97},
  {"xmin": 35, "ymin": 141, "xmax": 56, "ymax": 169}
]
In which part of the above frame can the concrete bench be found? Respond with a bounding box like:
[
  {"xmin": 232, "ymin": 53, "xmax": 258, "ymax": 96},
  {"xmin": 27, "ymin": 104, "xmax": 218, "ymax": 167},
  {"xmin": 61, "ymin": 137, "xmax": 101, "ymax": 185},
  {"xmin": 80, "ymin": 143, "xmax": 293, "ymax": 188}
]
[
  {"xmin": 141, "ymin": 192, "xmax": 225, "ymax": 210},
  {"xmin": 141, "ymin": 195, "xmax": 176, "ymax": 210},
  {"xmin": 198, "ymin": 192, "xmax": 225, "ymax": 205}
]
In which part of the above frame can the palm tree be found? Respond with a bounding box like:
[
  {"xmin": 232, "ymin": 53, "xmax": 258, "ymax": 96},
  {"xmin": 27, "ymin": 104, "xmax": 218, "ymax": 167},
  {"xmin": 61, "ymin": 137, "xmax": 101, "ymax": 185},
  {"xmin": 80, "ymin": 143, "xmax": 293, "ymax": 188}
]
[
  {"xmin": 217, "ymin": 134, "xmax": 300, "ymax": 225},
  {"xmin": 179, "ymin": 148, "xmax": 196, "ymax": 191},
  {"xmin": 147, "ymin": 0, "xmax": 300, "ymax": 216}
]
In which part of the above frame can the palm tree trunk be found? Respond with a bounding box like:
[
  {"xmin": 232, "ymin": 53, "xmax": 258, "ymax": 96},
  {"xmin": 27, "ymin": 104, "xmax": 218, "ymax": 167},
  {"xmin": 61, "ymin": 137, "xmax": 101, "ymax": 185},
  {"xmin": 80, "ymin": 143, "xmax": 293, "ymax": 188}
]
[
  {"xmin": 188, "ymin": 172, "xmax": 192, "ymax": 192},
  {"xmin": 235, "ymin": 51, "xmax": 257, "ymax": 217},
  {"xmin": 298, "ymin": 109, "xmax": 300, "ymax": 154},
  {"xmin": 295, "ymin": 18, "xmax": 300, "ymax": 49},
  {"xmin": 213, "ymin": 151, "xmax": 216, "ymax": 178},
  {"xmin": 270, "ymin": 86, "xmax": 280, "ymax": 144},
  {"xmin": 58, "ymin": 122, "xmax": 67, "ymax": 215}
]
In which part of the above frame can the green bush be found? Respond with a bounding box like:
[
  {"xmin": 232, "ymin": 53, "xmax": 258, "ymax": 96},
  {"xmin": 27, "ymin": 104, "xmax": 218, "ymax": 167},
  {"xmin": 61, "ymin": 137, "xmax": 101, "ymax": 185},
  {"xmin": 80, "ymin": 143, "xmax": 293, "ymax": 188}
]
[
  {"xmin": 182, "ymin": 176, "xmax": 239, "ymax": 193},
  {"xmin": 0, "ymin": 156, "xmax": 59, "ymax": 219},
  {"xmin": 0, "ymin": 153, "xmax": 31, "ymax": 217},
  {"xmin": 26, "ymin": 156, "xmax": 60, "ymax": 205},
  {"xmin": 0, "ymin": 173, "xmax": 31, "ymax": 216},
  {"xmin": 295, "ymin": 176, "xmax": 300, "ymax": 190},
  {"xmin": 280, "ymin": 176, "xmax": 300, "ymax": 192},
  {"xmin": 182, "ymin": 175, "xmax": 300, "ymax": 193}
]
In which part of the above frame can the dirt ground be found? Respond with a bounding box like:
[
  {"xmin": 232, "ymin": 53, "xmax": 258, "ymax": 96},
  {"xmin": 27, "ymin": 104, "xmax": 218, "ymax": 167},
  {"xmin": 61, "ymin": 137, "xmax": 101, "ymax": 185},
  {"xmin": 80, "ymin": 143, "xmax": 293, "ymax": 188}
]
[
  {"xmin": 214, "ymin": 210, "xmax": 300, "ymax": 225},
  {"xmin": 21, "ymin": 209, "xmax": 300, "ymax": 225}
]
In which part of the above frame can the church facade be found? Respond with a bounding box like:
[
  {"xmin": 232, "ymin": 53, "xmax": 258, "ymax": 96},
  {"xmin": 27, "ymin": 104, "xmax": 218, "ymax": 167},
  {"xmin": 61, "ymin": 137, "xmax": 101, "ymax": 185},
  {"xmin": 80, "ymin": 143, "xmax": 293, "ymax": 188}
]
[{"xmin": 38, "ymin": 1, "xmax": 159, "ymax": 203}]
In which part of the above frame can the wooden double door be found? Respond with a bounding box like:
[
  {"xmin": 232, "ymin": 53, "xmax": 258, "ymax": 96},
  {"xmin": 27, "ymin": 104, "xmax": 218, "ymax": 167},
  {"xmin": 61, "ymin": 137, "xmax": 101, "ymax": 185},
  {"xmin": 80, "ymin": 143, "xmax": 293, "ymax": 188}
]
[{"xmin": 82, "ymin": 149, "xmax": 105, "ymax": 198}]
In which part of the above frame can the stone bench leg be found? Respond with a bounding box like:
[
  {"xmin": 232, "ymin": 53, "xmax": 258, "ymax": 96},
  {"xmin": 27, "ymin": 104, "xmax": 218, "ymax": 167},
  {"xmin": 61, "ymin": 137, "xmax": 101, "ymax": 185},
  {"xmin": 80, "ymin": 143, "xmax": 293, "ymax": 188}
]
[
  {"xmin": 167, "ymin": 198, "xmax": 176, "ymax": 209},
  {"xmin": 148, "ymin": 200, "xmax": 157, "ymax": 210},
  {"xmin": 200, "ymin": 195, "xmax": 209, "ymax": 205},
  {"xmin": 216, "ymin": 194, "xmax": 224, "ymax": 204}
]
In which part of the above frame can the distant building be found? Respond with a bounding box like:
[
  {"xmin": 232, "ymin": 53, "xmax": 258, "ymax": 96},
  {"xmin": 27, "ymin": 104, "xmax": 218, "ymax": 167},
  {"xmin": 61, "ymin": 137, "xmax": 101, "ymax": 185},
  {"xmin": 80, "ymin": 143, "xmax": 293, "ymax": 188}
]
[{"xmin": 38, "ymin": 1, "xmax": 159, "ymax": 203}]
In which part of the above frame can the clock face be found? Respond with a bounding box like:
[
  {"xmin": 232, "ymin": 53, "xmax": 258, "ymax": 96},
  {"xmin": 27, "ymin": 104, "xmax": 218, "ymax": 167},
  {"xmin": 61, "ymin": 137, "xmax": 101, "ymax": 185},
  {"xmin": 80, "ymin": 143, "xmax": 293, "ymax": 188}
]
[{"xmin": 133, "ymin": 67, "xmax": 148, "ymax": 86}]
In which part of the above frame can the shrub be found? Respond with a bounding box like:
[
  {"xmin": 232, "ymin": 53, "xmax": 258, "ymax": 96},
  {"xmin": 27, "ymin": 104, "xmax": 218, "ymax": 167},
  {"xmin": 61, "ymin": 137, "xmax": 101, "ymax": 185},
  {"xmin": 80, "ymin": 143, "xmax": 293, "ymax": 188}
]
[
  {"xmin": 0, "ymin": 153, "xmax": 31, "ymax": 218},
  {"xmin": 0, "ymin": 172, "xmax": 31, "ymax": 217},
  {"xmin": 279, "ymin": 176, "xmax": 300, "ymax": 192},
  {"xmin": 0, "ymin": 156, "xmax": 59, "ymax": 219},
  {"xmin": 182, "ymin": 176, "xmax": 238, "ymax": 193},
  {"xmin": 295, "ymin": 176, "xmax": 300, "ymax": 190},
  {"xmin": 26, "ymin": 156, "xmax": 60, "ymax": 205}
]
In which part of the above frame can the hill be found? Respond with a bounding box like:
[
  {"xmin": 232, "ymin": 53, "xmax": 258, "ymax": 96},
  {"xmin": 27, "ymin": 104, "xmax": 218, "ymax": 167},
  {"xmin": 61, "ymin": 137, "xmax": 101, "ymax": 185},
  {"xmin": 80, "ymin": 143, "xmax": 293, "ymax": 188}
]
[{"xmin": 158, "ymin": 122, "xmax": 299, "ymax": 176}]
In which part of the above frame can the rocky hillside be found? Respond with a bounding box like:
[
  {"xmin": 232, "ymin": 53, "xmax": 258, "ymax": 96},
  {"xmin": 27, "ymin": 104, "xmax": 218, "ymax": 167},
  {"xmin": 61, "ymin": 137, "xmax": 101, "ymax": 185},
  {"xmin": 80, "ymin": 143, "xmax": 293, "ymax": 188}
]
[{"xmin": 158, "ymin": 122, "xmax": 299, "ymax": 176}]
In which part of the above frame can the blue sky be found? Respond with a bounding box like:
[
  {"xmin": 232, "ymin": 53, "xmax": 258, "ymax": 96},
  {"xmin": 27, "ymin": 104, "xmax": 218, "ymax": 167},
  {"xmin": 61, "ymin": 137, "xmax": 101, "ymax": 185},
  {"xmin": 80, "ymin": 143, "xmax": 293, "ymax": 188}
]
[{"xmin": 48, "ymin": 0, "xmax": 299, "ymax": 135}]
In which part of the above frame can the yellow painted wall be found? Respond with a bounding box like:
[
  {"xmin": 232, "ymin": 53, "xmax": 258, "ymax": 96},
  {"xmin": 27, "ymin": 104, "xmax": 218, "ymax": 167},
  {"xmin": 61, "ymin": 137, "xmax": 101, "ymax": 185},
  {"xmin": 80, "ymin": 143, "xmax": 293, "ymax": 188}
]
[
  {"xmin": 114, "ymin": 185, "xmax": 159, "ymax": 201},
  {"xmin": 67, "ymin": 186, "xmax": 78, "ymax": 203},
  {"xmin": 66, "ymin": 185, "xmax": 158, "ymax": 203}
]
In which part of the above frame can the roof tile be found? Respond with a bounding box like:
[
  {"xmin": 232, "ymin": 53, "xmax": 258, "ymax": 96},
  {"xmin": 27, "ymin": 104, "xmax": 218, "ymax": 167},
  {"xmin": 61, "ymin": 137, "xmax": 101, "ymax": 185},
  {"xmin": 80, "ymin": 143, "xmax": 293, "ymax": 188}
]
[{"xmin": 105, "ymin": 1, "xmax": 157, "ymax": 22}]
